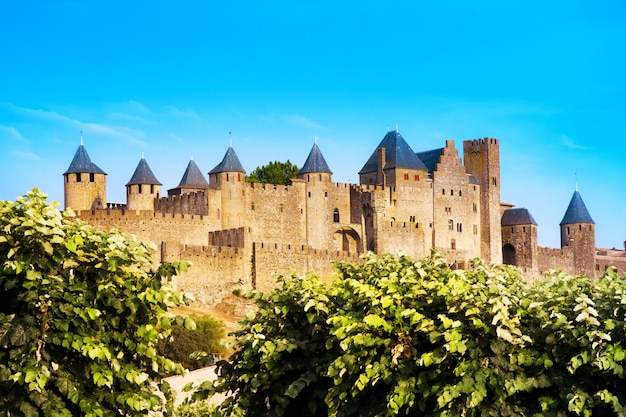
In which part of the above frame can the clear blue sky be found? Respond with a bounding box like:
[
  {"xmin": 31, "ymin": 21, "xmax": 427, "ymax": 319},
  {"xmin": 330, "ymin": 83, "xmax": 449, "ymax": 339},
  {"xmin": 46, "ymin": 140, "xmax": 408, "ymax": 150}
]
[{"xmin": 1, "ymin": 1, "xmax": 624, "ymax": 249}]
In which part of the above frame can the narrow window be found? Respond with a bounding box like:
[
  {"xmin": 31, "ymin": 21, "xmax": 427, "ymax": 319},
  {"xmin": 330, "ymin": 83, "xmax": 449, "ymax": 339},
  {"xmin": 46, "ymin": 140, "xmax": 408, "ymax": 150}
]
[
  {"xmin": 333, "ymin": 208, "xmax": 340, "ymax": 223},
  {"xmin": 567, "ymin": 226, "xmax": 570, "ymax": 234},
  {"xmin": 76, "ymin": 173, "xmax": 82, "ymax": 182},
  {"xmin": 451, "ymin": 239, "xmax": 456, "ymax": 250},
  {"xmin": 473, "ymin": 202, "xmax": 477, "ymax": 212},
  {"xmin": 404, "ymin": 173, "xmax": 409, "ymax": 180},
  {"xmin": 325, "ymin": 191, "xmax": 328, "ymax": 197},
  {"xmin": 579, "ymin": 225, "xmax": 582, "ymax": 231},
  {"xmin": 217, "ymin": 209, "xmax": 221, "ymax": 220},
  {"xmin": 226, "ymin": 173, "xmax": 229, "ymax": 182},
  {"xmin": 90, "ymin": 173, "xmax": 95, "ymax": 182},
  {"xmin": 319, "ymin": 174, "xmax": 322, "ymax": 181},
  {"xmin": 251, "ymin": 202, "xmax": 255, "ymax": 210},
  {"xmin": 308, "ymin": 192, "xmax": 311, "ymax": 198},
  {"xmin": 473, "ymin": 224, "xmax": 478, "ymax": 234},
  {"xmin": 238, "ymin": 173, "xmax": 241, "ymax": 182},
  {"xmin": 307, "ymin": 175, "xmax": 310, "ymax": 182},
  {"xmin": 523, "ymin": 226, "xmax": 526, "ymax": 233},
  {"xmin": 492, "ymin": 177, "xmax": 497, "ymax": 186},
  {"xmin": 138, "ymin": 184, "xmax": 142, "ymax": 194},
  {"xmin": 459, "ymin": 190, "xmax": 462, "ymax": 196},
  {"xmin": 415, "ymin": 174, "xmax": 419, "ymax": 181},
  {"xmin": 442, "ymin": 188, "xmax": 445, "ymax": 195},
  {"xmin": 448, "ymin": 219, "xmax": 454, "ymax": 231},
  {"xmin": 450, "ymin": 189, "xmax": 454, "ymax": 196},
  {"xmin": 280, "ymin": 205, "xmax": 284, "ymax": 213},
  {"xmin": 150, "ymin": 184, "xmax": 154, "ymax": 194},
  {"xmin": 457, "ymin": 223, "xmax": 462, "ymax": 233}
]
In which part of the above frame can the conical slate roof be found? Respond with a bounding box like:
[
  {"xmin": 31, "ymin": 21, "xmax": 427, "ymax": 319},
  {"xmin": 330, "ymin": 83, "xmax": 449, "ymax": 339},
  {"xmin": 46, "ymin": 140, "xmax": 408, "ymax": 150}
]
[
  {"xmin": 501, "ymin": 208, "xmax": 538, "ymax": 226},
  {"xmin": 209, "ymin": 146, "xmax": 245, "ymax": 174},
  {"xmin": 298, "ymin": 143, "xmax": 332, "ymax": 175},
  {"xmin": 126, "ymin": 157, "xmax": 161, "ymax": 186},
  {"xmin": 177, "ymin": 158, "xmax": 209, "ymax": 187},
  {"xmin": 359, "ymin": 130, "xmax": 428, "ymax": 174},
  {"xmin": 560, "ymin": 190, "xmax": 595, "ymax": 225},
  {"xmin": 63, "ymin": 144, "xmax": 106, "ymax": 175}
]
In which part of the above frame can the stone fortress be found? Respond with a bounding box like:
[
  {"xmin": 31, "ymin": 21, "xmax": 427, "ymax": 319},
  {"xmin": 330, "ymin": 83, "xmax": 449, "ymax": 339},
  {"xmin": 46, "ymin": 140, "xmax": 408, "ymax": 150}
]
[{"xmin": 63, "ymin": 130, "xmax": 626, "ymax": 306}]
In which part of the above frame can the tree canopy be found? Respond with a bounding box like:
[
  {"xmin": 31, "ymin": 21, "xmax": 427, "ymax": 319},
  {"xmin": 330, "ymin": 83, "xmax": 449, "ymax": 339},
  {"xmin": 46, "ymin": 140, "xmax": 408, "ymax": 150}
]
[
  {"xmin": 194, "ymin": 251, "xmax": 626, "ymax": 417},
  {"xmin": 245, "ymin": 160, "xmax": 299, "ymax": 185},
  {"xmin": 0, "ymin": 189, "xmax": 192, "ymax": 416}
]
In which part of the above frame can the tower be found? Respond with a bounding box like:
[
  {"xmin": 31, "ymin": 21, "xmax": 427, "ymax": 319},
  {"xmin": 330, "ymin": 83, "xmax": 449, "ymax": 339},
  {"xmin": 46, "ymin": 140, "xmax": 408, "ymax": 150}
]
[
  {"xmin": 168, "ymin": 157, "xmax": 209, "ymax": 196},
  {"xmin": 63, "ymin": 138, "xmax": 107, "ymax": 211},
  {"xmin": 297, "ymin": 141, "xmax": 334, "ymax": 249},
  {"xmin": 125, "ymin": 156, "xmax": 162, "ymax": 211},
  {"xmin": 501, "ymin": 207, "xmax": 538, "ymax": 273},
  {"xmin": 463, "ymin": 138, "xmax": 502, "ymax": 264},
  {"xmin": 208, "ymin": 145, "xmax": 246, "ymax": 229},
  {"xmin": 560, "ymin": 189, "xmax": 596, "ymax": 278}
]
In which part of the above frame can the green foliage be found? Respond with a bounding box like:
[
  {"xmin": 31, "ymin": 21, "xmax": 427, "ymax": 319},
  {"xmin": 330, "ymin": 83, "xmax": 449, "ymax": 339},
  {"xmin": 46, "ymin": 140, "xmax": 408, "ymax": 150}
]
[
  {"xmin": 191, "ymin": 251, "xmax": 626, "ymax": 417},
  {"xmin": 157, "ymin": 315, "xmax": 226, "ymax": 371},
  {"xmin": 0, "ymin": 189, "xmax": 192, "ymax": 416},
  {"xmin": 245, "ymin": 160, "xmax": 299, "ymax": 185}
]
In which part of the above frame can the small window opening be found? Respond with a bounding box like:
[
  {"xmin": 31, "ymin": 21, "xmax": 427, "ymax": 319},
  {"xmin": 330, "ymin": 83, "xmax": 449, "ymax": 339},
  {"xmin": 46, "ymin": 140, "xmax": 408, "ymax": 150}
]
[
  {"xmin": 333, "ymin": 208, "xmax": 340, "ymax": 223},
  {"xmin": 138, "ymin": 184, "xmax": 142, "ymax": 194},
  {"xmin": 90, "ymin": 173, "xmax": 95, "ymax": 182},
  {"xmin": 76, "ymin": 173, "xmax": 82, "ymax": 182}
]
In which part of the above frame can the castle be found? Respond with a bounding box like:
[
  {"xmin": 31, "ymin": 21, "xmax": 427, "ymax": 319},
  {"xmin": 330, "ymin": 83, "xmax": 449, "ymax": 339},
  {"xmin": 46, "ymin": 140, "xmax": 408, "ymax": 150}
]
[{"xmin": 63, "ymin": 130, "xmax": 626, "ymax": 306}]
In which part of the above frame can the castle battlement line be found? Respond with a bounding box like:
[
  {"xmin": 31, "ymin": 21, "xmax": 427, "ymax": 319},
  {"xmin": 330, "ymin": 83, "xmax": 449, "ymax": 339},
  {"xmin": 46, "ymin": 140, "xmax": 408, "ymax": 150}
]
[{"xmin": 63, "ymin": 131, "xmax": 625, "ymax": 306}]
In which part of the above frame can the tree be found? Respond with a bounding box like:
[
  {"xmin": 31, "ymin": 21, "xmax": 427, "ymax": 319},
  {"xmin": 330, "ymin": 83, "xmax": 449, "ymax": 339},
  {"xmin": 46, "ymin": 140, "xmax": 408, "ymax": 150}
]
[
  {"xmin": 0, "ymin": 189, "xmax": 193, "ymax": 416},
  {"xmin": 157, "ymin": 315, "xmax": 226, "ymax": 371},
  {"xmin": 192, "ymin": 251, "xmax": 626, "ymax": 416},
  {"xmin": 245, "ymin": 160, "xmax": 299, "ymax": 185}
]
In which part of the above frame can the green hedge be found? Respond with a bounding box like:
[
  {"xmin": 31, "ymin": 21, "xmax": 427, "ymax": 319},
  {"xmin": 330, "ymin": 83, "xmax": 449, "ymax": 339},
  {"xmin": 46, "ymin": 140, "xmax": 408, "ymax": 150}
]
[{"xmin": 192, "ymin": 251, "xmax": 626, "ymax": 416}]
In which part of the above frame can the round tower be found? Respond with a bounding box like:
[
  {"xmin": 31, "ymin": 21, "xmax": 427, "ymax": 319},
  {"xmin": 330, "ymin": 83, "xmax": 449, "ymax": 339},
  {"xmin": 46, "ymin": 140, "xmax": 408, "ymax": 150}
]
[
  {"xmin": 125, "ymin": 155, "xmax": 162, "ymax": 211},
  {"xmin": 208, "ymin": 144, "xmax": 246, "ymax": 229},
  {"xmin": 560, "ymin": 189, "xmax": 596, "ymax": 278},
  {"xmin": 63, "ymin": 138, "xmax": 107, "ymax": 212},
  {"xmin": 297, "ymin": 141, "xmax": 334, "ymax": 249}
]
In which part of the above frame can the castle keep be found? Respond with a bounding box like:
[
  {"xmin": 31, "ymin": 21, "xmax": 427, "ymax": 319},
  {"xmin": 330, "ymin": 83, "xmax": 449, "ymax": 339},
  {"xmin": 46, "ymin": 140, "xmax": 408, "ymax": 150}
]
[{"xmin": 63, "ymin": 130, "xmax": 626, "ymax": 306}]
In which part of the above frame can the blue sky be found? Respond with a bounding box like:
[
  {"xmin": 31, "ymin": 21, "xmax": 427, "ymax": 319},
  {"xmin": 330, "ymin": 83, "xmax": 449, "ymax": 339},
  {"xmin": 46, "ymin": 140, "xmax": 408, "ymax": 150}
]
[{"xmin": 1, "ymin": 1, "xmax": 624, "ymax": 249}]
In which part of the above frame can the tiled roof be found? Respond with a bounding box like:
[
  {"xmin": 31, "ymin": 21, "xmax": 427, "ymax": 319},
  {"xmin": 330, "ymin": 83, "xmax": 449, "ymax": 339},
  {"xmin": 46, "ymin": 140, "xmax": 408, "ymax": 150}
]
[
  {"xmin": 126, "ymin": 157, "xmax": 161, "ymax": 186},
  {"xmin": 209, "ymin": 146, "xmax": 245, "ymax": 174},
  {"xmin": 63, "ymin": 144, "xmax": 106, "ymax": 175},
  {"xmin": 501, "ymin": 208, "xmax": 538, "ymax": 226},
  {"xmin": 560, "ymin": 191, "xmax": 595, "ymax": 225},
  {"xmin": 298, "ymin": 143, "xmax": 332, "ymax": 175},
  {"xmin": 359, "ymin": 131, "xmax": 428, "ymax": 174},
  {"xmin": 415, "ymin": 148, "xmax": 444, "ymax": 174},
  {"xmin": 177, "ymin": 158, "xmax": 209, "ymax": 187}
]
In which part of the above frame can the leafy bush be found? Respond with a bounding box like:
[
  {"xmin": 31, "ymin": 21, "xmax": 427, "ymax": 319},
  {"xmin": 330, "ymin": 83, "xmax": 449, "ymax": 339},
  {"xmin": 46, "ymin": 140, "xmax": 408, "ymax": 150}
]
[
  {"xmin": 191, "ymin": 251, "xmax": 626, "ymax": 416},
  {"xmin": 157, "ymin": 315, "xmax": 226, "ymax": 371},
  {"xmin": 0, "ymin": 189, "xmax": 192, "ymax": 416}
]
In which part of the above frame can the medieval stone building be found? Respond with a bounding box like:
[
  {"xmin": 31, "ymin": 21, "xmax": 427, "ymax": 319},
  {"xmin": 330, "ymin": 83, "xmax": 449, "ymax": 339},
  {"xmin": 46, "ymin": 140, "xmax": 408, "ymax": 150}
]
[{"xmin": 62, "ymin": 130, "xmax": 626, "ymax": 305}]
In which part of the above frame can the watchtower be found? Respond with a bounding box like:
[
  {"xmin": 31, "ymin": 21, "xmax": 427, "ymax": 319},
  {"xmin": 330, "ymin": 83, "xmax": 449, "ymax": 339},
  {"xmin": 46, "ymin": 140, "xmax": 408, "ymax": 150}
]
[
  {"xmin": 63, "ymin": 138, "xmax": 107, "ymax": 211},
  {"xmin": 560, "ymin": 189, "xmax": 596, "ymax": 278},
  {"xmin": 209, "ymin": 145, "xmax": 246, "ymax": 229},
  {"xmin": 463, "ymin": 138, "xmax": 502, "ymax": 264},
  {"xmin": 125, "ymin": 156, "xmax": 162, "ymax": 211}
]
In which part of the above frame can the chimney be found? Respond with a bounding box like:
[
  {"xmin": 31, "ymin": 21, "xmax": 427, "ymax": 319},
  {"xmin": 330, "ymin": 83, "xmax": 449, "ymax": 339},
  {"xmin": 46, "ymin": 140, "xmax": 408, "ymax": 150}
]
[{"xmin": 377, "ymin": 147, "xmax": 386, "ymax": 187}]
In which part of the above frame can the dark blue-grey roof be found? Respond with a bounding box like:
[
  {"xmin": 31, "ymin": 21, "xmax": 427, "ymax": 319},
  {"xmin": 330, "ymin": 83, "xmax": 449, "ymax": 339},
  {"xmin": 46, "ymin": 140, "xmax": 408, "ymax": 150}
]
[
  {"xmin": 469, "ymin": 175, "xmax": 480, "ymax": 185},
  {"xmin": 298, "ymin": 143, "xmax": 332, "ymax": 175},
  {"xmin": 560, "ymin": 191, "xmax": 595, "ymax": 225},
  {"xmin": 177, "ymin": 158, "xmax": 209, "ymax": 187},
  {"xmin": 502, "ymin": 208, "xmax": 538, "ymax": 226},
  {"xmin": 209, "ymin": 146, "xmax": 245, "ymax": 174},
  {"xmin": 63, "ymin": 144, "xmax": 106, "ymax": 175},
  {"xmin": 126, "ymin": 157, "xmax": 161, "ymax": 186},
  {"xmin": 416, "ymin": 148, "xmax": 444, "ymax": 174},
  {"xmin": 359, "ymin": 131, "xmax": 428, "ymax": 174}
]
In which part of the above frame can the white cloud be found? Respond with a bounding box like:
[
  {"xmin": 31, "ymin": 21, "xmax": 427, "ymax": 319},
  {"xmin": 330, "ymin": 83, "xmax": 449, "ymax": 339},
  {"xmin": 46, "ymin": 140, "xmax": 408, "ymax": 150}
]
[
  {"xmin": 11, "ymin": 149, "xmax": 41, "ymax": 160},
  {"xmin": 284, "ymin": 114, "xmax": 325, "ymax": 130},
  {"xmin": 164, "ymin": 105, "xmax": 201, "ymax": 121},
  {"xmin": 0, "ymin": 125, "xmax": 28, "ymax": 142},
  {"xmin": 561, "ymin": 134, "xmax": 589, "ymax": 150}
]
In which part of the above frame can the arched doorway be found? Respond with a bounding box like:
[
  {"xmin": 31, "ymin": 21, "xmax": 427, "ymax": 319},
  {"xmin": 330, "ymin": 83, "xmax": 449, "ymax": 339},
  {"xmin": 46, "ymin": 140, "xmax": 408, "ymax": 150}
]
[
  {"xmin": 502, "ymin": 243, "xmax": 516, "ymax": 265},
  {"xmin": 333, "ymin": 227, "xmax": 362, "ymax": 254}
]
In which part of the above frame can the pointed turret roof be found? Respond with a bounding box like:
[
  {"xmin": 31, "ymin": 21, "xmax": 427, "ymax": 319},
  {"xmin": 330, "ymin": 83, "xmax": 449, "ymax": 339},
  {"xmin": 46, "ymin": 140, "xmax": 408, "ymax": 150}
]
[
  {"xmin": 126, "ymin": 157, "xmax": 161, "ymax": 186},
  {"xmin": 501, "ymin": 208, "xmax": 538, "ymax": 226},
  {"xmin": 177, "ymin": 158, "xmax": 209, "ymax": 187},
  {"xmin": 209, "ymin": 146, "xmax": 246, "ymax": 174},
  {"xmin": 298, "ymin": 142, "xmax": 332, "ymax": 175},
  {"xmin": 560, "ymin": 190, "xmax": 595, "ymax": 225},
  {"xmin": 359, "ymin": 130, "xmax": 428, "ymax": 174},
  {"xmin": 63, "ymin": 144, "xmax": 106, "ymax": 175}
]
